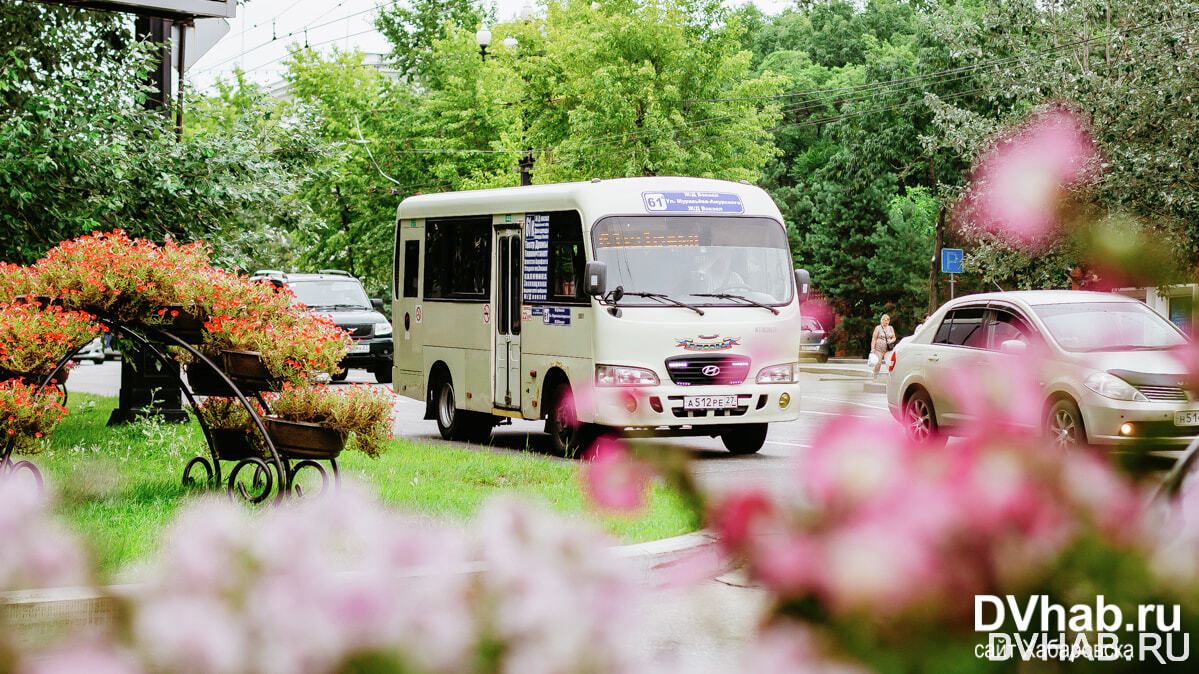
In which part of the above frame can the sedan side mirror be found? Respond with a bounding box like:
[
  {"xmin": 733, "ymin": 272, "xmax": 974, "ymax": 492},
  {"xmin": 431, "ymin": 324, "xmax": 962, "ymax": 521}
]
[
  {"xmin": 585, "ymin": 261, "xmax": 607, "ymax": 297},
  {"xmin": 1000, "ymin": 339, "xmax": 1028, "ymax": 355},
  {"xmin": 794, "ymin": 268, "xmax": 811, "ymax": 303},
  {"xmin": 371, "ymin": 298, "xmax": 386, "ymax": 313}
]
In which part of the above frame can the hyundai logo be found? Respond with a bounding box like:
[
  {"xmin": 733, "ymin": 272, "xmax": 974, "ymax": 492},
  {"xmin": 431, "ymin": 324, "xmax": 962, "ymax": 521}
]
[{"xmin": 701, "ymin": 365, "xmax": 721, "ymax": 377}]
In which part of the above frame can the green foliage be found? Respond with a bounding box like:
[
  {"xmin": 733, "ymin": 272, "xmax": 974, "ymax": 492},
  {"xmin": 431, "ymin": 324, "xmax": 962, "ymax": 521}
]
[
  {"xmin": 374, "ymin": 0, "xmax": 493, "ymax": 83},
  {"xmin": 0, "ymin": 2, "xmax": 326, "ymax": 270}
]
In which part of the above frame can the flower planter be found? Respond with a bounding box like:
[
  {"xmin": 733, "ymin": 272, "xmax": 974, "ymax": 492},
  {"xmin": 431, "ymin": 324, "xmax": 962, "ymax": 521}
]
[
  {"xmin": 12, "ymin": 295, "xmax": 62, "ymax": 307},
  {"xmin": 0, "ymin": 367, "xmax": 69, "ymax": 387},
  {"xmin": 264, "ymin": 417, "xmax": 344, "ymax": 460},
  {"xmin": 208, "ymin": 428, "xmax": 261, "ymax": 462},
  {"xmin": 185, "ymin": 364, "xmax": 235, "ymax": 397},
  {"xmin": 221, "ymin": 350, "xmax": 276, "ymax": 392},
  {"xmin": 147, "ymin": 306, "xmax": 208, "ymax": 344}
]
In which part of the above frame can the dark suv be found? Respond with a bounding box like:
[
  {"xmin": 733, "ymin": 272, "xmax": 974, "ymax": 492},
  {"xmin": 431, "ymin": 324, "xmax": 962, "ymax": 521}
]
[{"xmin": 251, "ymin": 270, "xmax": 393, "ymax": 383}]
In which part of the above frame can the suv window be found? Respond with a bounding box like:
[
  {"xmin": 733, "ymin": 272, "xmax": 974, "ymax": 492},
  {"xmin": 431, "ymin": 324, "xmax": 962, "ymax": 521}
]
[
  {"xmin": 933, "ymin": 307, "xmax": 986, "ymax": 347},
  {"xmin": 288, "ymin": 279, "xmax": 371, "ymax": 310},
  {"xmin": 989, "ymin": 308, "xmax": 1033, "ymax": 349}
]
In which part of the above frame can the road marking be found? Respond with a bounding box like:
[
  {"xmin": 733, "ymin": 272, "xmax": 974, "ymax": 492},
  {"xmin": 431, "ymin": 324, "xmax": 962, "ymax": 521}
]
[
  {"xmin": 799, "ymin": 408, "xmax": 877, "ymax": 418},
  {"xmin": 818, "ymin": 397, "xmax": 890, "ymax": 411},
  {"xmin": 765, "ymin": 440, "xmax": 811, "ymax": 448}
]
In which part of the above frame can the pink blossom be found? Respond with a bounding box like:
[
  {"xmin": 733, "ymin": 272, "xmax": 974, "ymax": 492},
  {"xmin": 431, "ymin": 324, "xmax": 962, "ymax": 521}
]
[
  {"xmin": 18, "ymin": 642, "xmax": 140, "ymax": 674},
  {"xmin": 580, "ymin": 435, "xmax": 651, "ymax": 513},
  {"xmin": 744, "ymin": 621, "xmax": 869, "ymax": 674},
  {"xmin": 959, "ymin": 105, "xmax": 1099, "ymax": 244}
]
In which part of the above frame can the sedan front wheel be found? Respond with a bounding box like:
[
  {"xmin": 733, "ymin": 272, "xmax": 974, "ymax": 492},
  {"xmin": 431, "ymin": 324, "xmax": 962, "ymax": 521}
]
[{"xmin": 1046, "ymin": 398, "xmax": 1087, "ymax": 450}]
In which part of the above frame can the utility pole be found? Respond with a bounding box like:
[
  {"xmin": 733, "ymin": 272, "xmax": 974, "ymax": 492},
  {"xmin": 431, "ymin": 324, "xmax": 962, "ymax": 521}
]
[
  {"xmin": 135, "ymin": 16, "xmax": 174, "ymax": 119},
  {"xmin": 927, "ymin": 155, "xmax": 943, "ymax": 315}
]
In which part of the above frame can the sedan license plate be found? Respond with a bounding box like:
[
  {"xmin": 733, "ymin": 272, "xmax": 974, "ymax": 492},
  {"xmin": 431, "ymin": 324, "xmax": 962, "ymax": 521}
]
[
  {"xmin": 349, "ymin": 343, "xmax": 370, "ymax": 354},
  {"xmin": 1176, "ymin": 410, "xmax": 1199, "ymax": 427},
  {"xmin": 683, "ymin": 395, "xmax": 738, "ymax": 410}
]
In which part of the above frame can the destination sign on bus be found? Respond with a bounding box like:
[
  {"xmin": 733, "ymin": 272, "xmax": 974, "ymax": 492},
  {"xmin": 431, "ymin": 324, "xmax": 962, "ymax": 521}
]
[
  {"xmin": 642, "ymin": 191, "xmax": 744, "ymax": 214},
  {"xmin": 523, "ymin": 213, "xmax": 550, "ymax": 302}
]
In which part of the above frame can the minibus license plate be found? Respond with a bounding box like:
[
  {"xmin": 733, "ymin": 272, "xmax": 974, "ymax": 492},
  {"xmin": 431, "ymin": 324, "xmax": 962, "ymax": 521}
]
[
  {"xmin": 683, "ymin": 395, "xmax": 738, "ymax": 410},
  {"xmin": 1176, "ymin": 410, "xmax": 1199, "ymax": 427},
  {"xmin": 349, "ymin": 343, "xmax": 370, "ymax": 354}
]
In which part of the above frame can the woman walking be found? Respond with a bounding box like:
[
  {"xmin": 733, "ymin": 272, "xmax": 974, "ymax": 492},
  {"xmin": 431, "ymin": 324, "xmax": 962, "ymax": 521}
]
[{"xmin": 870, "ymin": 314, "xmax": 896, "ymax": 378}]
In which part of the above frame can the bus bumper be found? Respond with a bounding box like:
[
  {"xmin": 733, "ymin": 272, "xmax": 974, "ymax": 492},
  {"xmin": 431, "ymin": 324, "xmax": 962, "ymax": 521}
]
[{"xmin": 588, "ymin": 383, "xmax": 801, "ymax": 428}]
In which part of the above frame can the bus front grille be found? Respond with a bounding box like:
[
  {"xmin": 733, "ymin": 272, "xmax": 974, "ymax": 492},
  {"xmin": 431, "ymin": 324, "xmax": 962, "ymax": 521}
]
[{"xmin": 664, "ymin": 355, "xmax": 751, "ymax": 386}]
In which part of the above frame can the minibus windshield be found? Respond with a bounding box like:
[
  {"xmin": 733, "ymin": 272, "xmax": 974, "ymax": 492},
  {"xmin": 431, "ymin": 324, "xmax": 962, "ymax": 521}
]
[{"xmin": 591, "ymin": 216, "xmax": 793, "ymax": 307}]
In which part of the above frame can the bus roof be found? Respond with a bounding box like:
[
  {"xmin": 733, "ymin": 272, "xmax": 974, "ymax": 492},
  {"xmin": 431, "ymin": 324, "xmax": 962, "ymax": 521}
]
[{"xmin": 394, "ymin": 177, "xmax": 784, "ymax": 224}]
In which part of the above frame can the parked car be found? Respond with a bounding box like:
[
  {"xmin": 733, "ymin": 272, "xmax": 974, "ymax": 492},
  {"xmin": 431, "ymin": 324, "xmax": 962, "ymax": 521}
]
[
  {"xmin": 887, "ymin": 290, "xmax": 1196, "ymax": 449},
  {"xmin": 250, "ymin": 270, "xmax": 394, "ymax": 384},
  {"xmin": 799, "ymin": 316, "xmax": 831, "ymax": 363},
  {"xmin": 75, "ymin": 337, "xmax": 106, "ymax": 364}
]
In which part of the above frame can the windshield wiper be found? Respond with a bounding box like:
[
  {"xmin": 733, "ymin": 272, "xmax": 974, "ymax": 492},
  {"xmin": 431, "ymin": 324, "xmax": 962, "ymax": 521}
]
[
  {"xmin": 690, "ymin": 292, "xmax": 779, "ymax": 315},
  {"xmin": 621, "ymin": 290, "xmax": 705, "ymax": 316}
]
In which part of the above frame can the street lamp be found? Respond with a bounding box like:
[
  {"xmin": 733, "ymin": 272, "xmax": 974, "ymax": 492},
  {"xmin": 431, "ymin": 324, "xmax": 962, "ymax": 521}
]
[
  {"xmin": 476, "ymin": 29, "xmax": 534, "ymax": 186},
  {"xmin": 475, "ymin": 27, "xmax": 492, "ymax": 62}
]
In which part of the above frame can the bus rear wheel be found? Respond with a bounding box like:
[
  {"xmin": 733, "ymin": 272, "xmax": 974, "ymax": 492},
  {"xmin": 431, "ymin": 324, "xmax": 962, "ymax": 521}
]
[
  {"xmin": 435, "ymin": 377, "xmax": 492, "ymax": 443},
  {"xmin": 721, "ymin": 424, "xmax": 768, "ymax": 455}
]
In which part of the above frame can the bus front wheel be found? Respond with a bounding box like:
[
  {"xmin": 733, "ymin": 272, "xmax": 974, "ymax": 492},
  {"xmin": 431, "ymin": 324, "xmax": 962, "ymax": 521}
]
[
  {"xmin": 545, "ymin": 382, "xmax": 593, "ymax": 457},
  {"xmin": 721, "ymin": 424, "xmax": 768, "ymax": 455}
]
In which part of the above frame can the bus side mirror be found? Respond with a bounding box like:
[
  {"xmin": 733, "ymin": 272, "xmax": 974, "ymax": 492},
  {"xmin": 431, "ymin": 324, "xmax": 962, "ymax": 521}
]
[
  {"xmin": 371, "ymin": 298, "xmax": 385, "ymax": 313},
  {"xmin": 795, "ymin": 268, "xmax": 811, "ymax": 303},
  {"xmin": 585, "ymin": 261, "xmax": 607, "ymax": 296}
]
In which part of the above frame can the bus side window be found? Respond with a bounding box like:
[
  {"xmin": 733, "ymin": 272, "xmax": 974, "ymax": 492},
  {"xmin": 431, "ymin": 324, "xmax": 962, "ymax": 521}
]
[
  {"xmin": 402, "ymin": 240, "xmax": 419, "ymax": 298},
  {"xmin": 424, "ymin": 217, "xmax": 491, "ymax": 300},
  {"xmin": 547, "ymin": 211, "xmax": 586, "ymax": 304}
]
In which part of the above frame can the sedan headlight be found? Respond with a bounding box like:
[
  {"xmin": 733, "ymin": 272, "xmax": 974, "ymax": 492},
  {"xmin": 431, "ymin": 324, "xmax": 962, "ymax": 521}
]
[
  {"xmin": 1084, "ymin": 372, "xmax": 1147, "ymax": 402},
  {"xmin": 756, "ymin": 362, "xmax": 798, "ymax": 384},
  {"xmin": 596, "ymin": 365, "xmax": 659, "ymax": 387},
  {"xmin": 374, "ymin": 322, "xmax": 393, "ymax": 337}
]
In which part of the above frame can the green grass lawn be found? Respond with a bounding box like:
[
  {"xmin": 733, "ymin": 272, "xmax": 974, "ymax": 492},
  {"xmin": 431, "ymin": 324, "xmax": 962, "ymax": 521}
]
[{"xmin": 27, "ymin": 394, "xmax": 700, "ymax": 577}]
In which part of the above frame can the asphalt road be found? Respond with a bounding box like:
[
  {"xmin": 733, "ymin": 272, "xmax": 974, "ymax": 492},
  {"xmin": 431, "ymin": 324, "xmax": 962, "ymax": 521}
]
[{"xmin": 67, "ymin": 361, "xmax": 892, "ymax": 497}]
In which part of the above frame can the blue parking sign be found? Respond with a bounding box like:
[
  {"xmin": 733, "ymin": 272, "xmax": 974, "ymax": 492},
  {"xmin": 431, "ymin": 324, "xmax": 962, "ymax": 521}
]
[{"xmin": 941, "ymin": 248, "xmax": 964, "ymax": 274}]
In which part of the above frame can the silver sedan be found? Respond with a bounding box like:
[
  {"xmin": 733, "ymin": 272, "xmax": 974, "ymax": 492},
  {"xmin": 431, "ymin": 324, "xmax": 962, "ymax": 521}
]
[{"xmin": 886, "ymin": 290, "xmax": 1196, "ymax": 449}]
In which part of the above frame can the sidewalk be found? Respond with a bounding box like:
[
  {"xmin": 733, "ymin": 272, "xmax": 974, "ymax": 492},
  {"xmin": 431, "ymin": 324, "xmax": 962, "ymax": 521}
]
[
  {"xmin": 799, "ymin": 357, "xmax": 870, "ymax": 379},
  {"xmin": 800, "ymin": 358, "xmax": 891, "ymax": 393}
]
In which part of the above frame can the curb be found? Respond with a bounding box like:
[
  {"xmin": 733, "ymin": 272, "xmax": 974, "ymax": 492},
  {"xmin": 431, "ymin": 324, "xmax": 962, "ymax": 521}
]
[
  {"xmin": 799, "ymin": 365, "xmax": 870, "ymax": 379},
  {"xmin": 3, "ymin": 529, "xmax": 724, "ymax": 646}
]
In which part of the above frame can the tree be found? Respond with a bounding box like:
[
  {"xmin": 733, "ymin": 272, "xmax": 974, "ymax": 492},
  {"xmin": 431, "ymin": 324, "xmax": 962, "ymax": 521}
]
[
  {"xmin": 0, "ymin": 1, "xmax": 326, "ymax": 269},
  {"xmin": 374, "ymin": 0, "xmax": 493, "ymax": 83},
  {"xmin": 923, "ymin": 0, "xmax": 1199, "ymax": 287}
]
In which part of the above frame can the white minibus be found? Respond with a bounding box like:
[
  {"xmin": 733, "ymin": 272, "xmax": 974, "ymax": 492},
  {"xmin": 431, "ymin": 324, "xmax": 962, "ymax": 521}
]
[{"xmin": 391, "ymin": 177, "xmax": 810, "ymax": 454}]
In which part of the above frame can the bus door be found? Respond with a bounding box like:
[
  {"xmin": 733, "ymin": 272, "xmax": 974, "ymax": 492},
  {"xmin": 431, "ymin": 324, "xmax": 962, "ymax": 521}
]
[
  {"xmin": 394, "ymin": 219, "xmax": 423, "ymax": 398},
  {"xmin": 494, "ymin": 229, "xmax": 522, "ymax": 409}
]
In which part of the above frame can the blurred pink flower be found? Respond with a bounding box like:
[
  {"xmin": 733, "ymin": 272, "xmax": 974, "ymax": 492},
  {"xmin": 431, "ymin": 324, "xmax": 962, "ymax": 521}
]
[
  {"xmin": 959, "ymin": 105, "xmax": 1099, "ymax": 244},
  {"xmin": 18, "ymin": 642, "xmax": 140, "ymax": 674},
  {"xmin": 744, "ymin": 621, "xmax": 869, "ymax": 674},
  {"xmin": 0, "ymin": 479, "xmax": 87, "ymax": 591},
  {"xmin": 581, "ymin": 436, "xmax": 651, "ymax": 513},
  {"xmin": 710, "ymin": 488, "xmax": 775, "ymax": 553}
]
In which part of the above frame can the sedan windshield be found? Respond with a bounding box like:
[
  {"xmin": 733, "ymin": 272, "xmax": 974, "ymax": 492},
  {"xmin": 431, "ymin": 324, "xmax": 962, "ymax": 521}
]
[
  {"xmin": 591, "ymin": 215, "xmax": 793, "ymax": 307},
  {"xmin": 1032, "ymin": 301, "xmax": 1189, "ymax": 352},
  {"xmin": 287, "ymin": 280, "xmax": 371, "ymax": 310}
]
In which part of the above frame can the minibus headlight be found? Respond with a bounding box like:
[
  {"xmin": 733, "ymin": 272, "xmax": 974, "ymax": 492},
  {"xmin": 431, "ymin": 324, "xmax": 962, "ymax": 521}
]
[
  {"xmin": 596, "ymin": 365, "xmax": 659, "ymax": 387},
  {"xmin": 756, "ymin": 362, "xmax": 798, "ymax": 384},
  {"xmin": 374, "ymin": 322, "xmax": 393, "ymax": 337}
]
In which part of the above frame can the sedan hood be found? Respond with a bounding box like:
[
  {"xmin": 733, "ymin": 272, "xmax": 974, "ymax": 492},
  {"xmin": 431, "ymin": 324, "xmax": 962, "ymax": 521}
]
[{"xmin": 1072, "ymin": 349, "xmax": 1188, "ymax": 379}]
